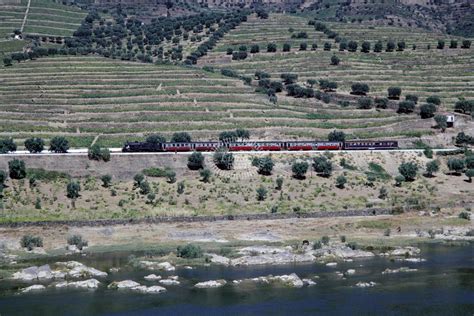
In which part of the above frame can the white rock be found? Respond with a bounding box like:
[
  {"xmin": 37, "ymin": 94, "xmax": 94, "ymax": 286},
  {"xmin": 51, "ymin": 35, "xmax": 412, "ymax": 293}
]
[
  {"xmin": 401, "ymin": 258, "xmax": 426, "ymax": 263},
  {"xmin": 184, "ymin": 266, "xmax": 193, "ymax": 270},
  {"xmin": 302, "ymin": 279, "xmax": 316, "ymax": 286},
  {"xmin": 169, "ymin": 275, "xmax": 179, "ymax": 280},
  {"xmin": 144, "ymin": 274, "xmax": 162, "ymax": 281},
  {"xmin": 55, "ymin": 279, "xmax": 100, "ymax": 289},
  {"xmin": 21, "ymin": 284, "xmax": 46, "ymax": 293},
  {"xmin": 137, "ymin": 285, "xmax": 166, "ymax": 294},
  {"xmin": 30, "ymin": 248, "xmax": 46, "ymax": 255},
  {"xmin": 140, "ymin": 261, "xmax": 175, "ymax": 271},
  {"xmin": 238, "ymin": 246, "xmax": 286, "ymax": 255},
  {"xmin": 68, "ymin": 266, "xmax": 107, "ymax": 278},
  {"xmin": 194, "ymin": 280, "xmax": 227, "ymax": 288},
  {"xmin": 206, "ymin": 253, "xmax": 231, "ymax": 265},
  {"xmin": 326, "ymin": 262, "xmax": 337, "ymax": 267},
  {"xmin": 109, "ymin": 268, "xmax": 120, "ymax": 273},
  {"xmin": 12, "ymin": 266, "xmax": 39, "ymax": 281},
  {"xmin": 346, "ymin": 269, "xmax": 356, "ymax": 275},
  {"xmin": 272, "ymin": 273, "xmax": 304, "ymax": 288},
  {"xmin": 355, "ymin": 281, "xmax": 376, "ymax": 288},
  {"xmin": 382, "ymin": 267, "xmax": 418, "ymax": 274},
  {"xmin": 390, "ymin": 247, "xmax": 421, "ymax": 257},
  {"xmin": 159, "ymin": 279, "xmax": 180, "ymax": 286},
  {"xmin": 109, "ymin": 280, "xmax": 141, "ymax": 289}
]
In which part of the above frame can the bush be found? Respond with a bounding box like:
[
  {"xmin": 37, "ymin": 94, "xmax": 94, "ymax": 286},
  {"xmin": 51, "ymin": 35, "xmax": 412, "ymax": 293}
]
[
  {"xmin": 66, "ymin": 181, "xmax": 81, "ymax": 199},
  {"xmin": 256, "ymin": 186, "xmax": 267, "ymax": 201},
  {"xmin": 187, "ymin": 152, "xmax": 204, "ymax": 170},
  {"xmin": 348, "ymin": 40, "xmax": 358, "ymax": 52},
  {"xmin": 313, "ymin": 156, "xmax": 332, "ymax": 177},
  {"xmin": 405, "ymin": 94, "xmax": 418, "ymax": 104},
  {"xmin": 454, "ymin": 100, "xmax": 474, "ymax": 114},
  {"xmin": 276, "ymin": 176, "xmax": 283, "ymax": 190},
  {"xmin": 67, "ymin": 235, "xmax": 88, "ymax": 250},
  {"xmin": 361, "ymin": 41, "xmax": 370, "ymax": 53},
  {"xmin": 426, "ymin": 95, "xmax": 441, "ymax": 105},
  {"xmin": 50, "ymin": 136, "xmax": 69, "ymax": 153},
  {"xmin": 324, "ymin": 42, "xmax": 331, "ymax": 51},
  {"xmin": 200, "ymin": 168, "xmax": 211, "ymax": 182},
  {"xmin": 254, "ymin": 157, "xmax": 274, "ymax": 175},
  {"xmin": 8, "ymin": 159, "xmax": 26, "ymax": 179},
  {"xmin": 177, "ymin": 181, "xmax": 185, "ymax": 194},
  {"xmin": 434, "ymin": 114, "xmax": 448, "ymax": 132},
  {"xmin": 386, "ymin": 41, "xmax": 395, "ymax": 52},
  {"xmin": 24, "ymin": 138, "xmax": 44, "ymax": 153},
  {"xmin": 299, "ymin": 42, "xmax": 307, "ymax": 50},
  {"xmin": 321, "ymin": 236, "xmax": 330, "ymax": 245},
  {"xmin": 437, "ymin": 40, "xmax": 445, "ymax": 49},
  {"xmin": 398, "ymin": 162, "xmax": 418, "ymax": 181},
  {"xmin": 384, "ymin": 229, "xmax": 391, "ymax": 237},
  {"xmin": 267, "ymin": 42, "xmax": 277, "ymax": 52},
  {"xmin": 166, "ymin": 170, "xmax": 176, "ymax": 183},
  {"xmin": 340, "ymin": 235, "xmax": 346, "ymax": 243},
  {"xmin": 255, "ymin": 70, "xmax": 270, "ymax": 80},
  {"xmin": 447, "ymin": 158, "xmax": 465, "ymax": 174},
  {"xmin": 465, "ymin": 169, "xmax": 474, "ymax": 182},
  {"xmin": 313, "ymin": 241, "xmax": 322, "ymax": 250},
  {"xmin": 213, "ymin": 149, "xmax": 234, "ymax": 170},
  {"xmin": 351, "ymin": 83, "xmax": 369, "ymax": 95},
  {"xmin": 281, "ymin": 73, "xmax": 298, "ymax": 85},
  {"xmin": 0, "ymin": 138, "xmax": 17, "ymax": 154},
  {"xmin": 134, "ymin": 173, "xmax": 145, "ymax": 186},
  {"xmin": 139, "ymin": 181, "xmax": 151, "ymax": 195},
  {"xmin": 171, "ymin": 132, "xmax": 191, "ymax": 142},
  {"xmin": 388, "ymin": 87, "xmax": 401, "ymax": 100},
  {"xmin": 397, "ymin": 101, "xmax": 415, "ymax": 114},
  {"xmin": 292, "ymin": 161, "xmax": 309, "ymax": 179},
  {"xmin": 177, "ymin": 244, "xmax": 203, "ymax": 258},
  {"xmin": 101, "ymin": 174, "xmax": 112, "ymax": 187},
  {"xmin": 420, "ymin": 103, "xmax": 437, "ymax": 119},
  {"xmin": 336, "ymin": 175, "xmax": 347, "ymax": 188},
  {"xmin": 283, "ymin": 43, "xmax": 291, "ymax": 52},
  {"xmin": 146, "ymin": 134, "xmax": 166, "ymax": 144},
  {"xmin": 394, "ymin": 175, "xmax": 405, "ymax": 186},
  {"xmin": 374, "ymin": 41, "xmax": 383, "ymax": 52},
  {"xmin": 88, "ymin": 144, "xmax": 110, "ymax": 162},
  {"xmin": 21, "ymin": 235, "xmax": 43, "ymax": 250},
  {"xmin": 461, "ymin": 40, "xmax": 471, "ymax": 49},
  {"xmin": 458, "ymin": 211, "xmax": 471, "ymax": 220},
  {"xmin": 357, "ymin": 97, "xmax": 373, "ymax": 109},
  {"xmin": 375, "ymin": 97, "xmax": 388, "ymax": 109},
  {"xmin": 378, "ymin": 186, "xmax": 388, "ymax": 199},
  {"xmin": 328, "ymin": 130, "xmax": 345, "ymax": 142},
  {"xmin": 330, "ymin": 55, "xmax": 340, "ymax": 65}
]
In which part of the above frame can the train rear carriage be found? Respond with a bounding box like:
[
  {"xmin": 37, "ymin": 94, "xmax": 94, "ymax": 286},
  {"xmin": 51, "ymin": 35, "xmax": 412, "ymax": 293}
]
[{"xmin": 344, "ymin": 140, "xmax": 398, "ymax": 150}]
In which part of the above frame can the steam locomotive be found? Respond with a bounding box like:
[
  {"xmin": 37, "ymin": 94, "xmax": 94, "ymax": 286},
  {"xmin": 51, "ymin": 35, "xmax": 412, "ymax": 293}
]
[{"xmin": 122, "ymin": 140, "xmax": 399, "ymax": 152}]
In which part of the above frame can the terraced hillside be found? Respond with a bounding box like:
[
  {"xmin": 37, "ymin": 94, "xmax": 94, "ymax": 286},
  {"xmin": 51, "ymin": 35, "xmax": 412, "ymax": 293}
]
[
  {"xmin": 202, "ymin": 14, "xmax": 473, "ymax": 107},
  {"xmin": 0, "ymin": 0, "xmax": 85, "ymax": 56},
  {"xmin": 1, "ymin": 55, "xmax": 449, "ymax": 148}
]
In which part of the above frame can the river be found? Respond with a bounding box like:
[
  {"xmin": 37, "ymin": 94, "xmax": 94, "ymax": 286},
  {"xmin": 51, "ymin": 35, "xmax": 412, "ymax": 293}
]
[{"xmin": 0, "ymin": 243, "xmax": 473, "ymax": 315}]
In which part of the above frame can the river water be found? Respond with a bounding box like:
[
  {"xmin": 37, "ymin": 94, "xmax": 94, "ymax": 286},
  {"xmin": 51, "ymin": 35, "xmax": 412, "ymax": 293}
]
[{"xmin": 0, "ymin": 243, "xmax": 473, "ymax": 315}]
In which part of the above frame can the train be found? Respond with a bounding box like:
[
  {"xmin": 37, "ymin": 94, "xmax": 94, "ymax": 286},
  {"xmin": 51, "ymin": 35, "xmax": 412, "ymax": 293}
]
[{"xmin": 122, "ymin": 140, "xmax": 399, "ymax": 152}]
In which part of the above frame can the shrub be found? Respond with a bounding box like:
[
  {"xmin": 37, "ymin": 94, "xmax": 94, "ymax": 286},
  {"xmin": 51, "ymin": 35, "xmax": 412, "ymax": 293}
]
[
  {"xmin": 24, "ymin": 138, "xmax": 44, "ymax": 153},
  {"xmin": 221, "ymin": 68, "xmax": 238, "ymax": 78},
  {"xmin": 67, "ymin": 235, "xmax": 88, "ymax": 250},
  {"xmin": 330, "ymin": 55, "xmax": 340, "ymax": 65},
  {"xmin": 256, "ymin": 186, "xmax": 267, "ymax": 201},
  {"xmin": 394, "ymin": 175, "xmax": 405, "ymax": 186},
  {"xmin": 397, "ymin": 101, "xmax": 415, "ymax": 114},
  {"xmin": 465, "ymin": 169, "xmax": 474, "ymax": 182},
  {"xmin": 313, "ymin": 156, "xmax": 333, "ymax": 177},
  {"xmin": 280, "ymin": 73, "xmax": 298, "ymax": 85},
  {"xmin": 213, "ymin": 149, "xmax": 234, "ymax": 170},
  {"xmin": 255, "ymin": 70, "xmax": 270, "ymax": 80},
  {"xmin": 398, "ymin": 162, "xmax": 418, "ymax": 181},
  {"xmin": 425, "ymin": 160, "xmax": 439, "ymax": 177},
  {"xmin": 0, "ymin": 138, "xmax": 17, "ymax": 154},
  {"xmin": 461, "ymin": 40, "xmax": 471, "ymax": 49},
  {"xmin": 447, "ymin": 158, "xmax": 465, "ymax": 174},
  {"xmin": 388, "ymin": 87, "xmax": 401, "ymax": 100},
  {"xmin": 134, "ymin": 173, "xmax": 144, "ymax": 186},
  {"xmin": 384, "ymin": 229, "xmax": 391, "ymax": 237},
  {"xmin": 187, "ymin": 152, "xmax": 204, "ymax": 170},
  {"xmin": 313, "ymin": 241, "xmax": 322, "ymax": 250},
  {"xmin": 283, "ymin": 43, "xmax": 291, "ymax": 52},
  {"xmin": 437, "ymin": 40, "xmax": 445, "ymax": 49},
  {"xmin": 254, "ymin": 157, "xmax": 274, "ymax": 175},
  {"xmin": 3, "ymin": 57, "xmax": 12, "ymax": 67},
  {"xmin": 426, "ymin": 95, "xmax": 441, "ymax": 105},
  {"xmin": 177, "ymin": 244, "xmax": 203, "ymax": 258},
  {"xmin": 386, "ymin": 40, "xmax": 395, "ymax": 52},
  {"xmin": 458, "ymin": 211, "xmax": 471, "ymax": 220},
  {"xmin": 340, "ymin": 235, "xmax": 346, "ymax": 243},
  {"xmin": 319, "ymin": 79, "xmax": 337, "ymax": 91},
  {"xmin": 357, "ymin": 97, "xmax": 373, "ymax": 109},
  {"xmin": 336, "ymin": 175, "xmax": 347, "ymax": 188},
  {"xmin": 397, "ymin": 41, "xmax": 406, "ymax": 51},
  {"xmin": 378, "ymin": 186, "xmax": 388, "ymax": 199},
  {"xmin": 226, "ymin": 47, "xmax": 233, "ymax": 55},
  {"xmin": 276, "ymin": 176, "xmax": 283, "ymax": 190},
  {"xmin": 434, "ymin": 114, "xmax": 448, "ymax": 132},
  {"xmin": 321, "ymin": 236, "xmax": 330, "ymax": 245},
  {"xmin": 405, "ymin": 94, "xmax": 419, "ymax": 104},
  {"xmin": 146, "ymin": 134, "xmax": 166, "ymax": 144},
  {"xmin": 88, "ymin": 144, "xmax": 110, "ymax": 162},
  {"xmin": 323, "ymin": 42, "xmax": 331, "ymax": 51},
  {"xmin": 348, "ymin": 40, "xmax": 358, "ymax": 52},
  {"xmin": 374, "ymin": 41, "xmax": 383, "ymax": 52},
  {"xmin": 8, "ymin": 159, "xmax": 26, "ymax": 179},
  {"xmin": 200, "ymin": 168, "xmax": 211, "ymax": 182},
  {"xmin": 328, "ymin": 130, "xmax": 345, "ymax": 142},
  {"xmin": 420, "ymin": 103, "xmax": 437, "ymax": 119},
  {"xmin": 307, "ymin": 79, "xmax": 317, "ymax": 87},
  {"xmin": 250, "ymin": 44, "xmax": 259, "ymax": 53},
  {"xmin": 49, "ymin": 136, "xmax": 69, "ymax": 153},
  {"xmin": 166, "ymin": 170, "xmax": 176, "ymax": 183},
  {"xmin": 171, "ymin": 132, "xmax": 191, "ymax": 142},
  {"xmin": 339, "ymin": 41, "xmax": 347, "ymax": 51},
  {"xmin": 267, "ymin": 42, "xmax": 277, "ymax": 52},
  {"xmin": 101, "ymin": 174, "xmax": 112, "ymax": 187},
  {"xmin": 139, "ymin": 181, "xmax": 151, "ymax": 195},
  {"xmin": 177, "ymin": 181, "xmax": 185, "ymax": 194},
  {"xmin": 21, "ymin": 235, "xmax": 43, "ymax": 250},
  {"xmin": 299, "ymin": 42, "xmax": 307, "ymax": 51},
  {"xmin": 351, "ymin": 83, "xmax": 369, "ymax": 95},
  {"xmin": 361, "ymin": 41, "xmax": 370, "ymax": 53},
  {"xmin": 66, "ymin": 181, "xmax": 81, "ymax": 199},
  {"xmin": 454, "ymin": 100, "xmax": 474, "ymax": 114},
  {"xmin": 375, "ymin": 97, "xmax": 388, "ymax": 109},
  {"xmin": 311, "ymin": 43, "xmax": 318, "ymax": 50},
  {"xmin": 292, "ymin": 161, "xmax": 309, "ymax": 179}
]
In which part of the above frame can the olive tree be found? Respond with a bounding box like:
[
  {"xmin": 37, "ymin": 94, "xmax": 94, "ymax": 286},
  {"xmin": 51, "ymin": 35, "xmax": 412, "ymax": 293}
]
[
  {"xmin": 336, "ymin": 175, "xmax": 347, "ymax": 188},
  {"xmin": 328, "ymin": 130, "xmax": 345, "ymax": 142},
  {"xmin": 49, "ymin": 136, "xmax": 69, "ymax": 153},
  {"xmin": 447, "ymin": 158, "xmax": 465, "ymax": 175},
  {"xmin": 420, "ymin": 103, "xmax": 437, "ymax": 119},
  {"xmin": 171, "ymin": 132, "xmax": 191, "ymax": 142},
  {"xmin": 292, "ymin": 161, "xmax": 308, "ymax": 179},
  {"xmin": 24, "ymin": 137, "xmax": 44, "ymax": 153},
  {"xmin": 8, "ymin": 159, "xmax": 26, "ymax": 179},
  {"xmin": 398, "ymin": 162, "xmax": 418, "ymax": 181},
  {"xmin": 199, "ymin": 168, "xmax": 211, "ymax": 182},
  {"xmin": 388, "ymin": 87, "xmax": 402, "ymax": 100},
  {"xmin": 213, "ymin": 149, "xmax": 234, "ymax": 170},
  {"xmin": 66, "ymin": 181, "xmax": 81, "ymax": 199},
  {"xmin": 351, "ymin": 83, "xmax": 369, "ymax": 95},
  {"xmin": 425, "ymin": 160, "xmax": 439, "ymax": 177},
  {"xmin": 434, "ymin": 114, "xmax": 447, "ymax": 132},
  {"xmin": 187, "ymin": 152, "xmax": 204, "ymax": 170},
  {"xmin": 465, "ymin": 169, "xmax": 474, "ymax": 182},
  {"xmin": 313, "ymin": 156, "xmax": 333, "ymax": 177}
]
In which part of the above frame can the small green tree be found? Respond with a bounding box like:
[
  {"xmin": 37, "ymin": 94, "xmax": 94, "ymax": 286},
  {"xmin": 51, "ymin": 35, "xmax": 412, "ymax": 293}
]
[
  {"xmin": 177, "ymin": 244, "xmax": 203, "ymax": 258},
  {"xmin": 426, "ymin": 95, "xmax": 441, "ymax": 105},
  {"xmin": 313, "ymin": 156, "xmax": 333, "ymax": 177},
  {"xmin": 330, "ymin": 55, "xmax": 340, "ymax": 65},
  {"xmin": 420, "ymin": 103, "xmax": 437, "ymax": 119},
  {"xmin": 177, "ymin": 181, "xmax": 185, "ymax": 194},
  {"xmin": 66, "ymin": 181, "xmax": 81, "ymax": 199},
  {"xmin": 8, "ymin": 159, "xmax": 26, "ymax": 179},
  {"xmin": 405, "ymin": 94, "xmax": 419, "ymax": 104},
  {"xmin": 374, "ymin": 41, "xmax": 383, "ymax": 52},
  {"xmin": 328, "ymin": 130, "xmax": 345, "ymax": 142},
  {"xmin": 171, "ymin": 132, "xmax": 191, "ymax": 142},
  {"xmin": 398, "ymin": 162, "xmax": 418, "ymax": 181},
  {"xmin": 256, "ymin": 157, "xmax": 274, "ymax": 175},
  {"xmin": 49, "ymin": 136, "xmax": 69, "ymax": 153},
  {"xmin": 213, "ymin": 149, "xmax": 234, "ymax": 170},
  {"xmin": 276, "ymin": 176, "xmax": 283, "ymax": 190},
  {"xmin": 357, "ymin": 97, "xmax": 373, "ymax": 109},
  {"xmin": 336, "ymin": 175, "xmax": 347, "ymax": 188},
  {"xmin": 397, "ymin": 101, "xmax": 415, "ymax": 114},
  {"xmin": 256, "ymin": 186, "xmax": 267, "ymax": 201},
  {"xmin": 394, "ymin": 175, "xmax": 405, "ymax": 186},
  {"xmin": 361, "ymin": 41, "xmax": 370, "ymax": 53},
  {"xmin": 187, "ymin": 152, "xmax": 204, "ymax": 170},
  {"xmin": 146, "ymin": 134, "xmax": 166, "ymax": 144},
  {"xmin": 166, "ymin": 170, "xmax": 176, "ymax": 183},
  {"xmin": 24, "ymin": 137, "xmax": 44, "ymax": 153},
  {"xmin": 388, "ymin": 87, "xmax": 402, "ymax": 100},
  {"xmin": 437, "ymin": 40, "xmax": 445, "ymax": 49},
  {"xmin": 139, "ymin": 180, "xmax": 151, "ymax": 195},
  {"xmin": 465, "ymin": 169, "xmax": 474, "ymax": 182},
  {"xmin": 200, "ymin": 168, "xmax": 211, "ymax": 182},
  {"xmin": 434, "ymin": 114, "xmax": 447, "ymax": 132},
  {"xmin": 351, "ymin": 83, "xmax": 369, "ymax": 95},
  {"xmin": 447, "ymin": 158, "xmax": 465, "ymax": 175},
  {"xmin": 283, "ymin": 43, "xmax": 291, "ymax": 52},
  {"xmin": 292, "ymin": 161, "xmax": 309, "ymax": 179},
  {"xmin": 0, "ymin": 138, "xmax": 17, "ymax": 154},
  {"xmin": 425, "ymin": 160, "xmax": 439, "ymax": 177},
  {"xmin": 134, "ymin": 173, "xmax": 145, "ymax": 187},
  {"xmin": 101, "ymin": 174, "xmax": 112, "ymax": 187}
]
